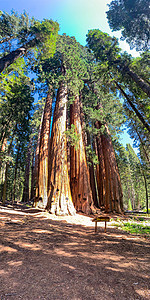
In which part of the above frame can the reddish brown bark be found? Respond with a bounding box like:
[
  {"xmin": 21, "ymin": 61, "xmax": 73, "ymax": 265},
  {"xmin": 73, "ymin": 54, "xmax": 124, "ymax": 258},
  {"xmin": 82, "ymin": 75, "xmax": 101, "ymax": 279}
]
[
  {"xmin": 94, "ymin": 135, "xmax": 106, "ymax": 208},
  {"xmin": 34, "ymin": 111, "xmax": 44, "ymax": 202},
  {"xmin": 70, "ymin": 95, "xmax": 93, "ymax": 214},
  {"xmin": 37, "ymin": 92, "xmax": 52, "ymax": 208},
  {"xmin": 96, "ymin": 121, "xmax": 123, "ymax": 213},
  {"xmin": 47, "ymin": 83, "xmax": 76, "ymax": 215},
  {"xmin": 86, "ymin": 132, "xmax": 99, "ymax": 208}
]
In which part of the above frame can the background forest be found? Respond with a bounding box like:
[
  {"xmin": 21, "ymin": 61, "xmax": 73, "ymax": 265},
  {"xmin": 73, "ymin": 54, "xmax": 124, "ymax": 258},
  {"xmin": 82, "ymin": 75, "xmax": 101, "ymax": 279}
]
[{"xmin": 0, "ymin": 0, "xmax": 149, "ymax": 214}]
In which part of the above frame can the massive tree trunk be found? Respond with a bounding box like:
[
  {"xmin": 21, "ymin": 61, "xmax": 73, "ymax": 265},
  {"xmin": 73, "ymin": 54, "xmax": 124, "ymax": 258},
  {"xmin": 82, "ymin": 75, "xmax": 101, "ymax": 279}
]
[
  {"xmin": 95, "ymin": 121, "xmax": 123, "ymax": 213},
  {"xmin": 70, "ymin": 95, "xmax": 93, "ymax": 214},
  {"xmin": 47, "ymin": 83, "xmax": 76, "ymax": 215},
  {"xmin": 36, "ymin": 92, "xmax": 52, "ymax": 208},
  {"xmin": 94, "ymin": 135, "xmax": 106, "ymax": 208},
  {"xmin": 34, "ymin": 112, "xmax": 44, "ymax": 202},
  {"xmin": 86, "ymin": 132, "xmax": 99, "ymax": 208}
]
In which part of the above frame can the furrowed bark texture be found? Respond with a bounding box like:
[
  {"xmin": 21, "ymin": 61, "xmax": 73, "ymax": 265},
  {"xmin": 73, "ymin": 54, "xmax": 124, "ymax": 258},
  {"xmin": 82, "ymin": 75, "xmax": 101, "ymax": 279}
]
[
  {"xmin": 37, "ymin": 92, "xmax": 52, "ymax": 208},
  {"xmin": 86, "ymin": 132, "xmax": 99, "ymax": 208},
  {"xmin": 70, "ymin": 95, "xmax": 93, "ymax": 214},
  {"xmin": 95, "ymin": 122, "xmax": 123, "ymax": 213},
  {"xmin": 34, "ymin": 111, "xmax": 44, "ymax": 202},
  {"xmin": 47, "ymin": 83, "xmax": 76, "ymax": 215}
]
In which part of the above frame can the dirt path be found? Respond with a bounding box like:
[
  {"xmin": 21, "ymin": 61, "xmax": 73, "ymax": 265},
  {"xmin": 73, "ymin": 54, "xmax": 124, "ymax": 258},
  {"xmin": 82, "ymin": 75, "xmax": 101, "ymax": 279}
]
[{"xmin": 0, "ymin": 205, "xmax": 150, "ymax": 300}]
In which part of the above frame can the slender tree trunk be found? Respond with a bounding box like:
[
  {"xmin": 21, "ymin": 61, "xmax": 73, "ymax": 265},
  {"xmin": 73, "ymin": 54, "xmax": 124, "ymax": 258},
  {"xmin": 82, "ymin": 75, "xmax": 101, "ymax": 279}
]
[
  {"xmin": 2, "ymin": 163, "xmax": 8, "ymax": 204},
  {"xmin": 12, "ymin": 145, "xmax": 20, "ymax": 205},
  {"xmin": 22, "ymin": 144, "xmax": 31, "ymax": 203},
  {"xmin": 37, "ymin": 91, "xmax": 52, "ymax": 208},
  {"xmin": 70, "ymin": 95, "xmax": 93, "ymax": 214},
  {"xmin": 1, "ymin": 138, "xmax": 13, "ymax": 204},
  {"xmin": 141, "ymin": 169, "xmax": 149, "ymax": 214},
  {"xmin": 122, "ymin": 65, "xmax": 150, "ymax": 98},
  {"xmin": 47, "ymin": 83, "xmax": 76, "ymax": 215},
  {"xmin": 136, "ymin": 130, "xmax": 150, "ymax": 165},
  {"xmin": 114, "ymin": 80, "xmax": 150, "ymax": 133}
]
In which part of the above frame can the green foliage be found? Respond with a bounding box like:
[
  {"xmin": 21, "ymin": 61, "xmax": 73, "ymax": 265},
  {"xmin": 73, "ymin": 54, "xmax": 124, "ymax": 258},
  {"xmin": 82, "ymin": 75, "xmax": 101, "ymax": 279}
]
[
  {"xmin": 34, "ymin": 34, "xmax": 87, "ymax": 95},
  {"xmin": 0, "ymin": 10, "xmax": 59, "ymax": 73},
  {"xmin": 128, "ymin": 199, "xmax": 132, "ymax": 211},
  {"xmin": 65, "ymin": 124, "xmax": 80, "ymax": 150},
  {"xmin": 86, "ymin": 29, "xmax": 121, "ymax": 63},
  {"xmin": 114, "ymin": 220, "xmax": 150, "ymax": 236},
  {"xmin": 85, "ymin": 145, "xmax": 99, "ymax": 166},
  {"xmin": 0, "ymin": 10, "xmax": 31, "ymax": 52},
  {"xmin": 115, "ymin": 142, "xmax": 149, "ymax": 211},
  {"xmin": 86, "ymin": 29, "xmax": 150, "ymax": 164},
  {"xmin": 28, "ymin": 19, "xmax": 59, "ymax": 60},
  {"xmin": 107, "ymin": 0, "xmax": 150, "ymax": 51}
]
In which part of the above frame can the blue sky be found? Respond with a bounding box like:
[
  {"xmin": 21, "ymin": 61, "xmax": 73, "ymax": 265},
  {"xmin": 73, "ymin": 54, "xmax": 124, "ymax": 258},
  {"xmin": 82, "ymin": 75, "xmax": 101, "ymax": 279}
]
[
  {"xmin": 1, "ymin": 0, "xmax": 137, "ymax": 149},
  {"xmin": 1, "ymin": 0, "xmax": 137, "ymax": 55}
]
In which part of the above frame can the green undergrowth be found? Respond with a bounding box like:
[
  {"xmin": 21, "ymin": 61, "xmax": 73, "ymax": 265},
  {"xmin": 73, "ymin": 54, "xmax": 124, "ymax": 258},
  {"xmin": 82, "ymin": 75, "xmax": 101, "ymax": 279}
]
[{"xmin": 111, "ymin": 218, "xmax": 150, "ymax": 237}]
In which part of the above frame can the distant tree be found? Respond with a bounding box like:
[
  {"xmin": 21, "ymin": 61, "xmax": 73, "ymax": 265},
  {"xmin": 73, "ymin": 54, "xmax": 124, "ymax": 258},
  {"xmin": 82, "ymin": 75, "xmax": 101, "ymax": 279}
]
[
  {"xmin": 106, "ymin": 0, "xmax": 150, "ymax": 51},
  {"xmin": 0, "ymin": 60, "xmax": 34, "ymax": 203}
]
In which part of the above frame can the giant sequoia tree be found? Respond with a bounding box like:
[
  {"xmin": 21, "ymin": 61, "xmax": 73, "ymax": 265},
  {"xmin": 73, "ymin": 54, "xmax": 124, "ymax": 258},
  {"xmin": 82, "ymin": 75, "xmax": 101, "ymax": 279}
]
[
  {"xmin": 3, "ymin": 11, "xmax": 149, "ymax": 213},
  {"xmin": 32, "ymin": 34, "xmax": 126, "ymax": 214},
  {"xmin": 47, "ymin": 82, "xmax": 76, "ymax": 215},
  {"xmin": 70, "ymin": 94, "xmax": 93, "ymax": 214}
]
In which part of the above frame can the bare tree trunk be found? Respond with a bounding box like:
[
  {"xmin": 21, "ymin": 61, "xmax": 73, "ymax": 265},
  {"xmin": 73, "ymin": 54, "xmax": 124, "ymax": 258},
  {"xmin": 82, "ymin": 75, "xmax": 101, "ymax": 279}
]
[
  {"xmin": 47, "ymin": 83, "xmax": 76, "ymax": 215},
  {"xmin": 70, "ymin": 95, "xmax": 93, "ymax": 214}
]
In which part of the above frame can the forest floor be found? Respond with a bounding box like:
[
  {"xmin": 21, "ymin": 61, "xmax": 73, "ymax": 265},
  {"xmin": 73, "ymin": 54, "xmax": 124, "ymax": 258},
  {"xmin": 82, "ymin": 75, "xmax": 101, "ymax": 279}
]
[{"xmin": 0, "ymin": 203, "xmax": 150, "ymax": 300}]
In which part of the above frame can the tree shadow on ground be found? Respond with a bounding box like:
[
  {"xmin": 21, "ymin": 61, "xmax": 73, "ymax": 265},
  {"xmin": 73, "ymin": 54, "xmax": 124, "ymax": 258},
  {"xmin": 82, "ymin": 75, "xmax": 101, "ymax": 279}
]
[{"xmin": 0, "ymin": 206, "xmax": 150, "ymax": 300}]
